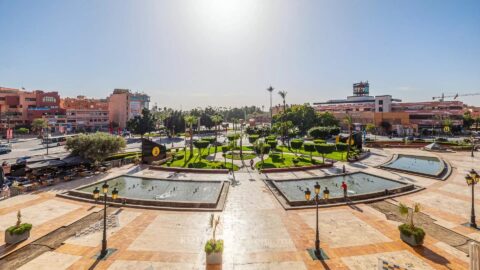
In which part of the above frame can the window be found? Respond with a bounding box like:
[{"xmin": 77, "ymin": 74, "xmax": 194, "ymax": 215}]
[
  {"xmin": 42, "ymin": 96, "xmax": 57, "ymax": 103},
  {"xmin": 25, "ymin": 98, "xmax": 36, "ymax": 102},
  {"xmin": 378, "ymin": 107, "xmax": 383, "ymax": 112},
  {"xmin": 378, "ymin": 100, "xmax": 383, "ymax": 105}
]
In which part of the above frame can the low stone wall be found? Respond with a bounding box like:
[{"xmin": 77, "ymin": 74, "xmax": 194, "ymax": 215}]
[
  {"xmin": 260, "ymin": 163, "xmax": 333, "ymax": 173},
  {"xmin": 149, "ymin": 165, "xmax": 229, "ymax": 174},
  {"xmin": 287, "ymin": 184, "xmax": 414, "ymax": 206}
]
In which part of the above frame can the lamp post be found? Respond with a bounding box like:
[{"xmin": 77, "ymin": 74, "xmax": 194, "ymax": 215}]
[
  {"xmin": 465, "ymin": 170, "xmax": 479, "ymax": 229},
  {"xmin": 304, "ymin": 181, "xmax": 329, "ymax": 260},
  {"xmin": 93, "ymin": 182, "xmax": 119, "ymax": 259},
  {"xmin": 471, "ymin": 136, "xmax": 476, "ymax": 157}
]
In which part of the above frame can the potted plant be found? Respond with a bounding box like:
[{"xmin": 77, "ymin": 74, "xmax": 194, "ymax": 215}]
[
  {"xmin": 205, "ymin": 214, "xmax": 223, "ymax": 265},
  {"xmin": 5, "ymin": 211, "xmax": 32, "ymax": 245},
  {"xmin": 398, "ymin": 203, "xmax": 425, "ymax": 246}
]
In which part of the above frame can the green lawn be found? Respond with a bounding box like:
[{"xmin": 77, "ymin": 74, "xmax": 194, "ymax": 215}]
[
  {"xmin": 225, "ymin": 153, "xmax": 256, "ymax": 160},
  {"xmin": 163, "ymin": 147, "xmax": 239, "ymax": 171},
  {"xmin": 255, "ymin": 153, "xmax": 321, "ymax": 169},
  {"xmin": 276, "ymin": 145, "xmax": 347, "ymax": 161}
]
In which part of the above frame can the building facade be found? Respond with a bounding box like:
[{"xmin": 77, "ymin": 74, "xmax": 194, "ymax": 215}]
[
  {"xmin": 313, "ymin": 82, "xmax": 465, "ymax": 135},
  {"xmin": 108, "ymin": 89, "xmax": 150, "ymax": 129},
  {"xmin": 62, "ymin": 96, "xmax": 109, "ymax": 132},
  {"xmin": 0, "ymin": 87, "xmax": 66, "ymax": 131}
]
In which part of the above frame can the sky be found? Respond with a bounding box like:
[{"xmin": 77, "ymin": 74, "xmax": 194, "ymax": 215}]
[{"xmin": 1, "ymin": 0, "xmax": 479, "ymax": 109}]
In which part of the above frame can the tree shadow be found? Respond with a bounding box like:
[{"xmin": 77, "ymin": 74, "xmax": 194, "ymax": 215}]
[{"xmin": 410, "ymin": 246, "xmax": 452, "ymax": 269}]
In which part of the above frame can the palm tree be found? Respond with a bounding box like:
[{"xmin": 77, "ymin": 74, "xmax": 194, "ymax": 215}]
[
  {"xmin": 344, "ymin": 113, "xmax": 353, "ymax": 160},
  {"xmin": 210, "ymin": 114, "xmax": 223, "ymax": 154},
  {"xmin": 278, "ymin": 90, "xmax": 288, "ymax": 145},
  {"xmin": 267, "ymin": 86, "xmax": 274, "ymax": 122},
  {"xmin": 184, "ymin": 115, "xmax": 198, "ymax": 158}
]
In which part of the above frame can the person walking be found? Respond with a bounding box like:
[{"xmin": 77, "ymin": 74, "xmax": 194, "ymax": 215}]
[
  {"xmin": 341, "ymin": 181, "xmax": 348, "ymax": 200},
  {"xmin": 250, "ymin": 159, "xmax": 254, "ymax": 170}
]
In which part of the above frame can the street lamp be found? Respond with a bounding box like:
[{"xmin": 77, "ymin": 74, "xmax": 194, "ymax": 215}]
[
  {"xmin": 93, "ymin": 182, "xmax": 119, "ymax": 259},
  {"xmin": 304, "ymin": 182, "xmax": 329, "ymax": 260},
  {"xmin": 466, "ymin": 170, "xmax": 479, "ymax": 228}
]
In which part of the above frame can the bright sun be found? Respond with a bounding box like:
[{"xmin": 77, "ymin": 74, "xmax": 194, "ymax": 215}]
[{"xmin": 189, "ymin": 0, "xmax": 259, "ymax": 35}]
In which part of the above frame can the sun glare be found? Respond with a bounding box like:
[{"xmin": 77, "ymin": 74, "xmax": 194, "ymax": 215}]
[{"xmin": 189, "ymin": 0, "xmax": 259, "ymax": 35}]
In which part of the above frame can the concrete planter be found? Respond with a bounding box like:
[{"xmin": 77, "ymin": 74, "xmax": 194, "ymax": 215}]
[
  {"xmin": 400, "ymin": 232, "xmax": 423, "ymax": 247},
  {"xmin": 5, "ymin": 230, "xmax": 30, "ymax": 245},
  {"xmin": 206, "ymin": 252, "xmax": 222, "ymax": 265}
]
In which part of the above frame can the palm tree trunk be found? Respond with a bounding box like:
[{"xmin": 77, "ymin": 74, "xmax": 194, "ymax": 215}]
[{"xmin": 346, "ymin": 127, "xmax": 352, "ymax": 161}]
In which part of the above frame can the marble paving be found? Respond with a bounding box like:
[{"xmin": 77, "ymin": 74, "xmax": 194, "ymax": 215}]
[
  {"xmin": 299, "ymin": 210, "xmax": 391, "ymax": 248},
  {"xmin": 127, "ymin": 212, "xmax": 210, "ymax": 253},
  {"xmin": 64, "ymin": 210, "xmax": 141, "ymax": 247},
  {"xmin": 0, "ymin": 194, "xmax": 40, "ymax": 209},
  {"xmin": 17, "ymin": 251, "xmax": 81, "ymax": 270},
  {"xmin": 0, "ymin": 199, "xmax": 80, "ymax": 230},
  {"xmin": 341, "ymin": 250, "xmax": 434, "ymax": 270}
]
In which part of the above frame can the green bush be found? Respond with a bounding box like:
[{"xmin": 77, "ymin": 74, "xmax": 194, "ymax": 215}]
[
  {"xmin": 248, "ymin": 135, "xmax": 260, "ymax": 144},
  {"xmin": 398, "ymin": 224, "xmax": 425, "ymax": 243},
  {"xmin": 313, "ymin": 139, "xmax": 326, "ymax": 144},
  {"xmin": 267, "ymin": 135, "xmax": 277, "ymax": 141},
  {"xmin": 16, "ymin": 127, "xmax": 29, "ymax": 134},
  {"xmin": 204, "ymin": 239, "xmax": 224, "ymax": 254},
  {"xmin": 7, "ymin": 223, "xmax": 32, "ymax": 235}
]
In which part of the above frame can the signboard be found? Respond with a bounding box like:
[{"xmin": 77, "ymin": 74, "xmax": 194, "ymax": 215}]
[{"xmin": 141, "ymin": 138, "xmax": 167, "ymax": 164}]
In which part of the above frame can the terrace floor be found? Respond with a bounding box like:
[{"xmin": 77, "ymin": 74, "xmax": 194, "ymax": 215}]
[{"xmin": 1, "ymin": 147, "xmax": 479, "ymax": 269}]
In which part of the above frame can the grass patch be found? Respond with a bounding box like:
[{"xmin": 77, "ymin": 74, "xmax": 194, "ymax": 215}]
[
  {"xmin": 255, "ymin": 153, "xmax": 321, "ymax": 169},
  {"xmin": 276, "ymin": 145, "xmax": 347, "ymax": 161},
  {"xmin": 225, "ymin": 153, "xmax": 256, "ymax": 160},
  {"xmin": 166, "ymin": 151, "xmax": 239, "ymax": 171}
]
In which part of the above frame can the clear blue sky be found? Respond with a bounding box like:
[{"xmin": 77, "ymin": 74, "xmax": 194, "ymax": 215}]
[{"xmin": 1, "ymin": 0, "xmax": 479, "ymax": 109}]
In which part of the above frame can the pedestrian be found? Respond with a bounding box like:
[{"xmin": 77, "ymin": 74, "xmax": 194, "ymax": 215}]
[
  {"xmin": 250, "ymin": 159, "xmax": 254, "ymax": 170},
  {"xmin": 341, "ymin": 181, "xmax": 348, "ymax": 200},
  {"xmin": 342, "ymin": 164, "xmax": 346, "ymax": 174}
]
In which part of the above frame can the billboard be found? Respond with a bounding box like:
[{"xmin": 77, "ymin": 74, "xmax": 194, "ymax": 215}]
[{"xmin": 353, "ymin": 81, "xmax": 370, "ymax": 96}]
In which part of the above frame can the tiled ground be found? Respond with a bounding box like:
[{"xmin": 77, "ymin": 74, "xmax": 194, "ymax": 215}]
[{"xmin": 1, "ymin": 149, "xmax": 478, "ymax": 269}]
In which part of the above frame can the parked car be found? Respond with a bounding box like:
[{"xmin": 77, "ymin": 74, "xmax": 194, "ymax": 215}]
[
  {"xmin": 0, "ymin": 144, "xmax": 11, "ymax": 155},
  {"xmin": 16, "ymin": 156, "xmax": 31, "ymax": 165}
]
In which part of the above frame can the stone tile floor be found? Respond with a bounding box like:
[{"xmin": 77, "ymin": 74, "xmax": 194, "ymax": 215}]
[{"xmin": 1, "ymin": 149, "xmax": 478, "ymax": 269}]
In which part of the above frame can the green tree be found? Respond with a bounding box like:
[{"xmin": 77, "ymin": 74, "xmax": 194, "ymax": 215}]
[
  {"xmin": 308, "ymin": 127, "xmax": 330, "ymax": 139},
  {"xmin": 248, "ymin": 135, "xmax": 259, "ymax": 144},
  {"xmin": 16, "ymin": 127, "xmax": 29, "ymax": 135},
  {"xmin": 463, "ymin": 111, "xmax": 475, "ymax": 130},
  {"xmin": 254, "ymin": 139, "xmax": 271, "ymax": 169},
  {"xmin": 278, "ymin": 90, "xmax": 288, "ymax": 144},
  {"xmin": 317, "ymin": 112, "xmax": 339, "ymax": 126},
  {"xmin": 221, "ymin": 145, "xmax": 230, "ymax": 166},
  {"xmin": 315, "ymin": 143, "xmax": 335, "ymax": 163},
  {"xmin": 31, "ymin": 118, "xmax": 48, "ymax": 135},
  {"xmin": 66, "ymin": 133, "xmax": 126, "ymax": 164},
  {"xmin": 193, "ymin": 140, "xmax": 210, "ymax": 161},
  {"xmin": 290, "ymin": 139, "xmax": 303, "ymax": 157},
  {"xmin": 267, "ymin": 140, "xmax": 277, "ymax": 157},
  {"xmin": 127, "ymin": 108, "xmax": 157, "ymax": 138},
  {"xmin": 184, "ymin": 115, "xmax": 198, "ymax": 158},
  {"xmin": 336, "ymin": 142, "xmax": 348, "ymax": 161},
  {"xmin": 365, "ymin": 123, "xmax": 376, "ymax": 141},
  {"xmin": 344, "ymin": 114, "xmax": 354, "ymax": 160},
  {"xmin": 303, "ymin": 143, "xmax": 316, "ymax": 162},
  {"xmin": 210, "ymin": 114, "xmax": 223, "ymax": 153}
]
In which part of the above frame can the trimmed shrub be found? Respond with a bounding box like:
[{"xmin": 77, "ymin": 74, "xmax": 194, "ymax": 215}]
[
  {"xmin": 398, "ymin": 224, "xmax": 425, "ymax": 243},
  {"xmin": 7, "ymin": 223, "xmax": 32, "ymax": 235}
]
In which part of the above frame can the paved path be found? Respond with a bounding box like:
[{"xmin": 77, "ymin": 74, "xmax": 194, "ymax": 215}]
[{"xmin": 0, "ymin": 147, "xmax": 477, "ymax": 269}]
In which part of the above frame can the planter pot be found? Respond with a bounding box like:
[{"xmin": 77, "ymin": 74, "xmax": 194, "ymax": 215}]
[
  {"xmin": 5, "ymin": 230, "xmax": 30, "ymax": 245},
  {"xmin": 206, "ymin": 252, "xmax": 222, "ymax": 265},
  {"xmin": 400, "ymin": 232, "xmax": 423, "ymax": 246}
]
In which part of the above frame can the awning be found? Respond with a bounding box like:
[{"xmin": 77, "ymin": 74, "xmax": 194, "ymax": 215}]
[
  {"xmin": 61, "ymin": 155, "xmax": 88, "ymax": 166},
  {"xmin": 27, "ymin": 159, "xmax": 66, "ymax": 170}
]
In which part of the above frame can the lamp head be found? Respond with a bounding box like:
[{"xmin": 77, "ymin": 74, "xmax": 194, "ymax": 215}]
[
  {"xmin": 112, "ymin": 188, "xmax": 119, "ymax": 200},
  {"xmin": 102, "ymin": 182, "xmax": 109, "ymax": 193},
  {"xmin": 314, "ymin": 182, "xmax": 321, "ymax": 195},
  {"xmin": 304, "ymin": 188, "xmax": 311, "ymax": 201},
  {"xmin": 93, "ymin": 187, "xmax": 100, "ymax": 200}
]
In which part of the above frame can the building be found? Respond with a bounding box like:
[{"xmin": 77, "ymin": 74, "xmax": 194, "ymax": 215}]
[
  {"xmin": 61, "ymin": 96, "xmax": 109, "ymax": 132},
  {"xmin": 108, "ymin": 89, "xmax": 150, "ymax": 129},
  {"xmin": 313, "ymin": 82, "xmax": 465, "ymax": 135},
  {"xmin": 0, "ymin": 87, "xmax": 66, "ymax": 132}
]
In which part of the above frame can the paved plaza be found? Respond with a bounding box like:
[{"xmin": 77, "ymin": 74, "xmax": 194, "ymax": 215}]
[{"xmin": 1, "ymin": 147, "xmax": 479, "ymax": 269}]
